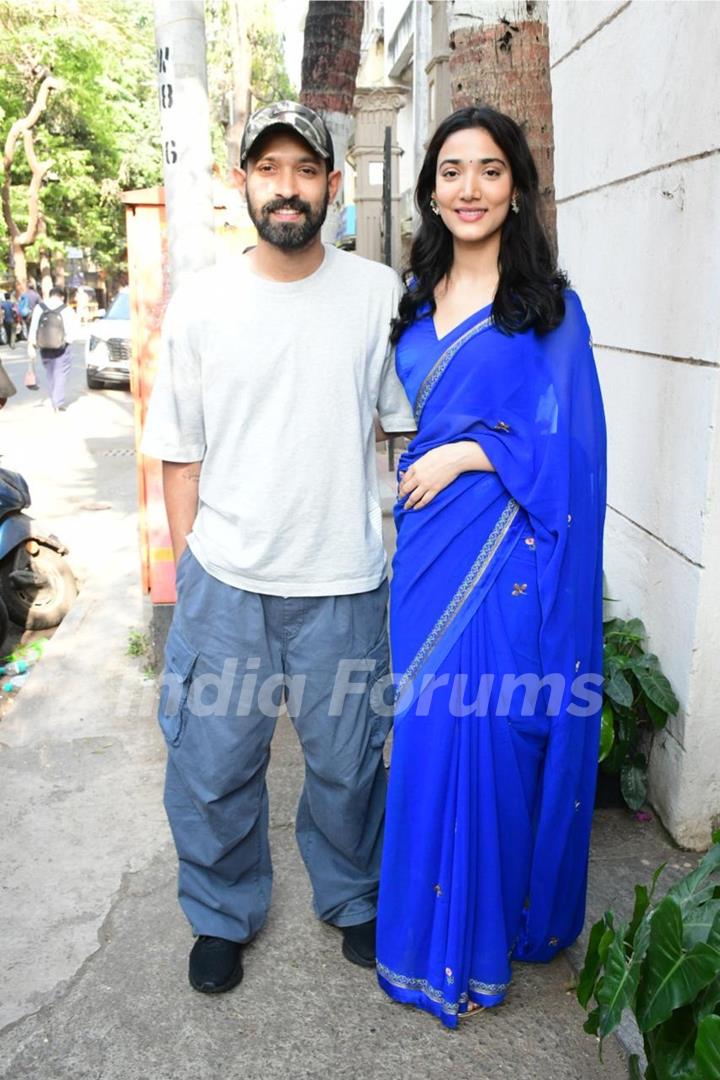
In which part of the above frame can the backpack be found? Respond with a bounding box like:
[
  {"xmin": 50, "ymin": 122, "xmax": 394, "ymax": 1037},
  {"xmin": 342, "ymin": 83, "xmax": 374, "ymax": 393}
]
[
  {"xmin": 36, "ymin": 303, "xmax": 66, "ymax": 352},
  {"xmin": 18, "ymin": 294, "xmax": 30, "ymax": 318}
]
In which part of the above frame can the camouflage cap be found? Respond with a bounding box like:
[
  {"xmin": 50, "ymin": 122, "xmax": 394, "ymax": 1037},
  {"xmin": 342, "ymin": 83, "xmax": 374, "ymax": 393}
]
[{"xmin": 240, "ymin": 101, "xmax": 334, "ymax": 169}]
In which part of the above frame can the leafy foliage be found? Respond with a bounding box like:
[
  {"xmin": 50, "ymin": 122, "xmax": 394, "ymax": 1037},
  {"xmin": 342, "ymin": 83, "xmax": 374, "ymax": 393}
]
[
  {"xmin": 0, "ymin": 0, "xmax": 295, "ymax": 280},
  {"xmin": 600, "ymin": 615, "xmax": 680, "ymax": 811},
  {"xmin": 0, "ymin": 0, "xmax": 162, "ymax": 277},
  {"xmin": 205, "ymin": 0, "xmax": 296, "ymax": 168},
  {"xmin": 579, "ymin": 836, "xmax": 720, "ymax": 1078}
]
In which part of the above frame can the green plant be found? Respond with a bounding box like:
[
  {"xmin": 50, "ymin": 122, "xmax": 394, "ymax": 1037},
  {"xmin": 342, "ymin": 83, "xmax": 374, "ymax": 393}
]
[
  {"xmin": 127, "ymin": 628, "xmax": 149, "ymax": 659},
  {"xmin": 578, "ymin": 833, "xmax": 720, "ymax": 1079},
  {"xmin": 600, "ymin": 617, "xmax": 680, "ymax": 811}
]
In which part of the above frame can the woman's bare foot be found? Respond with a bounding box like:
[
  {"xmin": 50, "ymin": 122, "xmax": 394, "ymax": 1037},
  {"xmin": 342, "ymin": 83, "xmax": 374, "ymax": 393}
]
[{"xmin": 460, "ymin": 1000, "xmax": 485, "ymax": 1019}]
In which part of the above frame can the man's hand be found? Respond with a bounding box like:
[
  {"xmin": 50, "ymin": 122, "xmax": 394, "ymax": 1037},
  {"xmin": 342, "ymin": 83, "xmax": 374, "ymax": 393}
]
[
  {"xmin": 162, "ymin": 460, "xmax": 202, "ymax": 563},
  {"xmin": 398, "ymin": 441, "xmax": 494, "ymax": 510}
]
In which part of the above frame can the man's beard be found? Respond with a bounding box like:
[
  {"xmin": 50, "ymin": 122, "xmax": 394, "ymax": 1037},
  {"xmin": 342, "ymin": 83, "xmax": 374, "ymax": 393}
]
[{"xmin": 247, "ymin": 192, "xmax": 329, "ymax": 251}]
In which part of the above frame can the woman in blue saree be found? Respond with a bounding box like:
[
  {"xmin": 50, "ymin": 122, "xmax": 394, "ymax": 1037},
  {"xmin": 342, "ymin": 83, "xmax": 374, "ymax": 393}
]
[{"xmin": 376, "ymin": 107, "xmax": 607, "ymax": 1027}]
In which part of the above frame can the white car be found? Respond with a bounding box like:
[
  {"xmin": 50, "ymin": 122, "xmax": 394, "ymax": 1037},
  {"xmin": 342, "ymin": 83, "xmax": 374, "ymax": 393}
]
[{"xmin": 85, "ymin": 288, "xmax": 131, "ymax": 389}]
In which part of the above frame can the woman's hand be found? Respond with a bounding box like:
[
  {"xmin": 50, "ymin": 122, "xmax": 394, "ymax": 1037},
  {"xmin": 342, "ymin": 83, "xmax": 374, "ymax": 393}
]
[{"xmin": 398, "ymin": 440, "xmax": 493, "ymax": 510}]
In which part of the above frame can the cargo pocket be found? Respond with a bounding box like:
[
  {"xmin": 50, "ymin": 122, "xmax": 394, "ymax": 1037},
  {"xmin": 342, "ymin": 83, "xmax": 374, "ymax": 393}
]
[{"xmin": 158, "ymin": 625, "xmax": 199, "ymax": 747}]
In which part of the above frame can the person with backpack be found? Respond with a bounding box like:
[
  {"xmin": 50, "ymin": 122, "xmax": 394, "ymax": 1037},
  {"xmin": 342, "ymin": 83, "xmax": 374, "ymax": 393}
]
[
  {"xmin": 18, "ymin": 281, "xmax": 40, "ymax": 332},
  {"xmin": 1, "ymin": 293, "xmax": 16, "ymax": 349},
  {"xmin": 27, "ymin": 286, "xmax": 79, "ymax": 411}
]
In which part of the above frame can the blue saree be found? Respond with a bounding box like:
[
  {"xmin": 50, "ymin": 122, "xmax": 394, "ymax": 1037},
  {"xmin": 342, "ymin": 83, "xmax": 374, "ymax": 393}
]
[{"xmin": 376, "ymin": 291, "xmax": 607, "ymax": 1027}]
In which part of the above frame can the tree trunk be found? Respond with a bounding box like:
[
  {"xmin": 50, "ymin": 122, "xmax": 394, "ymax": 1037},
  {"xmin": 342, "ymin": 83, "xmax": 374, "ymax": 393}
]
[
  {"xmin": 447, "ymin": 1, "xmax": 557, "ymax": 251},
  {"xmin": 300, "ymin": 0, "xmax": 365, "ymax": 242},
  {"xmin": 1, "ymin": 75, "xmax": 63, "ymax": 293},
  {"xmin": 227, "ymin": 0, "xmax": 252, "ymax": 168}
]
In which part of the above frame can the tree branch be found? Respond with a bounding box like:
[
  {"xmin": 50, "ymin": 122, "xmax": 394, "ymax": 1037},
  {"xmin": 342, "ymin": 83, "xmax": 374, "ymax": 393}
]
[{"xmin": 1, "ymin": 75, "xmax": 64, "ymax": 243}]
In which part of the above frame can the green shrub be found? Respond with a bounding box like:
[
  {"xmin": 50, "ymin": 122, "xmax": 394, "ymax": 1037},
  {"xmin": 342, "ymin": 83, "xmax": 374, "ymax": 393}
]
[
  {"xmin": 600, "ymin": 617, "xmax": 679, "ymax": 811},
  {"xmin": 578, "ymin": 834, "xmax": 720, "ymax": 1078}
]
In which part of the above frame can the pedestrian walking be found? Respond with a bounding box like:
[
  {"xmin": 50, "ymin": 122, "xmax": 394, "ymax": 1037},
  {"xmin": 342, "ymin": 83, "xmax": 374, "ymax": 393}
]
[
  {"xmin": 376, "ymin": 106, "xmax": 607, "ymax": 1026},
  {"xmin": 1, "ymin": 293, "xmax": 16, "ymax": 349},
  {"xmin": 18, "ymin": 280, "xmax": 40, "ymax": 333},
  {"xmin": 27, "ymin": 287, "xmax": 79, "ymax": 411},
  {"xmin": 141, "ymin": 101, "xmax": 415, "ymax": 996}
]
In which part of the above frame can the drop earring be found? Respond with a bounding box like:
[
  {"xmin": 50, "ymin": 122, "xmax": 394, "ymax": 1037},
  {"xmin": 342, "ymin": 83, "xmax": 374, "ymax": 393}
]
[
  {"xmin": 511, "ymin": 193, "xmax": 520, "ymax": 214},
  {"xmin": 430, "ymin": 196, "xmax": 440, "ymax": 216}
]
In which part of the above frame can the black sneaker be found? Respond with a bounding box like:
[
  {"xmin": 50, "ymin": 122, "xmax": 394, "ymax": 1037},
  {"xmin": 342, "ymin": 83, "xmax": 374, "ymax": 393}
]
[
  {"xmin": 341, "ymin": 918, "xmax": 377, "ymax": 968},
  {"xmin": 188, "ymin": 935, "xmax": 244, "ymax": 994}
]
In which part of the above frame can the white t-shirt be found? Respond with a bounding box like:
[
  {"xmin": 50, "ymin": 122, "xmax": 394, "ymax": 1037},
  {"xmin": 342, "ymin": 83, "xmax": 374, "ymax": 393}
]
[
  {"xmin": 27, "ymin": 297, "xmax": 79, "ymax": 350},
  {"xmin": 140, "ymin": 245, "xmax": 415, "ymax": 597}
]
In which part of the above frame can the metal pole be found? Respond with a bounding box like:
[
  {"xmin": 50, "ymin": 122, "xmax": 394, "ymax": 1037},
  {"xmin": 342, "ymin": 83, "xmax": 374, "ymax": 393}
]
[
  {"xmin": 382, "ymin": 125, "xmax": 392, "ymax": 268},
  {"xmin": 154, "ymin": 1, "xmax": 215, "ymax": 294},
  {"xmin": 382, "ymin": 124, "xmax": 395, "ymax": 469}
]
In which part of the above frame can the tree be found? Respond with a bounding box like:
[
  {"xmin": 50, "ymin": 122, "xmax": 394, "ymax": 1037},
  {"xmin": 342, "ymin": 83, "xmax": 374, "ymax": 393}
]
[
  {"xmin": 205, "ymin": 0, "xmax": 296, "ymax": 169},
  {"xmin": 300, "ymin": 0, "xmax": 364, "ymax": 240},
  {"xmin": 1, "ymin": 73, "xmax": 63, "ymax": 293},
  {"xmin": 446, "ymin": 1, "xmax": 558, "ymax": 250},
  {"xmin": 0, "ymin": 0, "xmax": 163, "ymax": 289}
]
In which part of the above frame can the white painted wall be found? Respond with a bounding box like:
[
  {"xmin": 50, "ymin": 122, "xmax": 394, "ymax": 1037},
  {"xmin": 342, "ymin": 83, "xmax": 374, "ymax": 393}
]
[{"xmin": 549, "ymin": 0, "xmax": 720, "ymax": 848}]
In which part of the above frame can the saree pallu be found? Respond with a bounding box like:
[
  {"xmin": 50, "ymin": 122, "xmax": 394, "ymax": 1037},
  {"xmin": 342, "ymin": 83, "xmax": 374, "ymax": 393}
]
[{"xmin": 377, "ymin": 291, "xmax": 607, "ymax": 1027}]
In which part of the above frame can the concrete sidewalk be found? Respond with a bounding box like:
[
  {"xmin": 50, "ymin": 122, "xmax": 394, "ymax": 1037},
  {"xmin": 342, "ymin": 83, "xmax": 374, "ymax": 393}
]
[{"xmin": 0, "ymin": 424, "xmax": 683, "ymax": 1079}]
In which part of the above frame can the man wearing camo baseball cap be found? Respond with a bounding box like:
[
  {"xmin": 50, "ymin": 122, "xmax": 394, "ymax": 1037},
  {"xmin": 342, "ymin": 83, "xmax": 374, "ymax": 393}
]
[
  {"xmin": 239, "ymin": 100, "xmax": 335, "ymax": 170},
  {"xmin": 142, "ymin": 97, "xmax": 415, "ymax": 998}
]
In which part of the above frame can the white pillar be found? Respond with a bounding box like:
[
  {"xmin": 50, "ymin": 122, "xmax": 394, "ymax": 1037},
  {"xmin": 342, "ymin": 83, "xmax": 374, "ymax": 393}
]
[{"xmin": 154, "ymin": 1, "xmax": 215, "ymax": 293}]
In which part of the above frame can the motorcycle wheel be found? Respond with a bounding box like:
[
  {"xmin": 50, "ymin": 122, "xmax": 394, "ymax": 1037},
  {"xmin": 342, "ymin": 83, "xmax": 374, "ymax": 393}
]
[
  {"xmin": 0, "ymin": 542, "xmax": 78, "ymax": 629},
  {"xmin": 0, "ymin": 595, "xmax": 8, "ymax": 651}
]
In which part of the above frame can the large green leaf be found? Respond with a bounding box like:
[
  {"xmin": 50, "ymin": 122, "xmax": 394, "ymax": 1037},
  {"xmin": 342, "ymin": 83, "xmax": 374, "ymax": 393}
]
[
  {"xmin": 636, "ymin": 897, "xmax": 720, "ymax": 1032},
  {"xmin": 634, "ymin": 665, "xmax": 680, "ymax": 716},
  {"xmin": 596, "ymin": 921, "xmax": 641, "ymax": 1037},
  {"xmin": 604, "ymin": 620, "xmax": 630, "ymax": 641},
  {"xmin": 628, "ymin": 1055, "xmax": 643, "ymax": 1080},
  {"xmin": 668, "ymin": 845, "xmax": 720, "ymax": 908},
  {"xmin": 622, "ymin": 758, "xmax": 648, "ymax": 811},
  {"xmin": 644, "ymin": 696, "xmax": 670, "ymax": 730},
  {"xmin": 578, "ymin": 917, "xmax": 611, "ymax": 1008},
  {"xmin": 598, "ymin": 703, "xmax": 616, "ymax": 762},
  {"xmin": 633, "ymin": 907, "xmax": 654, "ymax": 972},
  {"xmin": 605, "ymin": 668, "xmax": 634, "ymax": 707},
  {"xmin": 618, "ymin": 710, "xmax": 639, "ymax": 747},
  {"xmin": 583, "ymin": 1007, "xmax": 600, "ymax": 1036},
  {"xmin": 683, "ymin": 902, "xmax": 720, "ymax": 949},
  {"xmin": 649, "ymin": 861, "xmax": 669, "ymax": 903},
  {"xmin": 624, "ymin": 618, "xmax": 648, "ymax": 641},
  {"xmin": 645, "ymin": 1006, "xmax": 701, "ymax": 1080},
  {"xmin": 627, "ymin": 884, "xmax": 651, "ymax": 947},
  {"xmin": 604, "ymin": 651, "xmax": 623, "ymax": 677},
  {"xmin": 694, "ymin": 973, "xmax": 720, "ymax": 1022},
  {"xmin": 696, "ymin": 1014, "xmax": 720, "ymax": 1080},
  {"xmin": 631, "ymin": 653, "xmax": 661, "ymax": 671}
]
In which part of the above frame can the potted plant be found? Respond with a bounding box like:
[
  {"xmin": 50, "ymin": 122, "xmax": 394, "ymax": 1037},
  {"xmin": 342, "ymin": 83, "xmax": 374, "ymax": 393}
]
[
  {"xmin": 599, "ymin": 616, "xmax": 679, "ymax": 811},
  {"xmin": 577, "ymin": 834, "xmax": 720, "ymax": 1078}
]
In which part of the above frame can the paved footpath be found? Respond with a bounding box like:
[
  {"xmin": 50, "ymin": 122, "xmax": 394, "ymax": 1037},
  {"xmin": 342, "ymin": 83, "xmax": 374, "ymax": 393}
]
[{"xmin": 0, "ymin": 339, "xmax": 657, "ymax": 1079}]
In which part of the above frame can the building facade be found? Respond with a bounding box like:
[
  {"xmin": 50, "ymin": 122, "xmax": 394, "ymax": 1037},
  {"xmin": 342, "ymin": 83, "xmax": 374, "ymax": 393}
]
[{"xmin": 353, "ymin": 0, "xmax": 720, "ymax": 849}]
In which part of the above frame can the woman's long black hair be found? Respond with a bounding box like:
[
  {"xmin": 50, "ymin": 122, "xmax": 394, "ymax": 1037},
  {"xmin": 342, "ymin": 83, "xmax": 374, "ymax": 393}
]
[{"xmin": 390, "ymin": 106, "xmax": 568, "ymax": 345}]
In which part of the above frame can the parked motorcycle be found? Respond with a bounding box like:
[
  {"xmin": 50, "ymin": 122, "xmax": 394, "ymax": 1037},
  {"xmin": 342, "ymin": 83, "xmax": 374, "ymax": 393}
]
[{"xmin": 0, "ymin": 468, "xmax": 78, "ymax": 650}]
